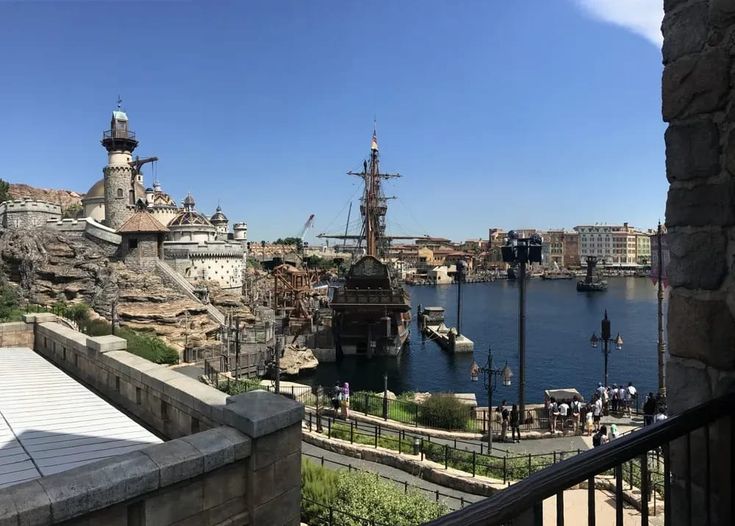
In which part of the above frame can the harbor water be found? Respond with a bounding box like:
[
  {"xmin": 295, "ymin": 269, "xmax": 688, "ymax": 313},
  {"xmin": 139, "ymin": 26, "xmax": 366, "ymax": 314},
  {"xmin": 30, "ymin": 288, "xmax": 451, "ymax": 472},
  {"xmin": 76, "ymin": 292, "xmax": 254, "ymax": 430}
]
[{"xmin": 299, "ymin": 278, "xmax": 666, "ymax": 406}]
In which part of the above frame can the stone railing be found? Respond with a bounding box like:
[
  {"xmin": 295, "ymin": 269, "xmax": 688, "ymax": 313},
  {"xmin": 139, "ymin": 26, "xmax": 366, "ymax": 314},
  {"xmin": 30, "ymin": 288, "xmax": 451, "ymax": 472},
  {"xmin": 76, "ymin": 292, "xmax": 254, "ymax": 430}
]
[
  {"xmin": 155, "ymin": 260, "xmax": 226, "ymax": 325},
  {"xmin": 0, "ymin": 315, "xmax": 303, "ymax": 525}
]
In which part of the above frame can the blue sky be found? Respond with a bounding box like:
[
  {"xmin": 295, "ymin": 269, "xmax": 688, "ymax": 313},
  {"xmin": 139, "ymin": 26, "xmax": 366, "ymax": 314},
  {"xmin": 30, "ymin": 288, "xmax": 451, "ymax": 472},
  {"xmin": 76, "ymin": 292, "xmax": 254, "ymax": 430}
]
[{"xmin": 0, "ymin": 1, "xmax": 665, "ymax": 243}]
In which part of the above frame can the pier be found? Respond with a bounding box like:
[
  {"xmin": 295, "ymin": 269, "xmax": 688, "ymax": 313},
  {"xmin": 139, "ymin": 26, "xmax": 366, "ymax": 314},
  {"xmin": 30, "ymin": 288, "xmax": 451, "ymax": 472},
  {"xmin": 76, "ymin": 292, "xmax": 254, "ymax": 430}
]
[{"xmin": 418, "ymin": 306, "xmax": 474, "ymax": 353}]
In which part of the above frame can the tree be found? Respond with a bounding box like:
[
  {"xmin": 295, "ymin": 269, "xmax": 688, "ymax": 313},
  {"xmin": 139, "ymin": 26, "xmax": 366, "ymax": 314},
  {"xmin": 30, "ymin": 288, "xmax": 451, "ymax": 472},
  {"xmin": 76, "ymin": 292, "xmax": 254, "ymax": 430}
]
[
  {"xmin": 0, "ymin": 179, "xmax": 10, "ymax": 203},
  {"xmin": 62, "ymin": 203, "xmax": 83, "ymax": 219}
]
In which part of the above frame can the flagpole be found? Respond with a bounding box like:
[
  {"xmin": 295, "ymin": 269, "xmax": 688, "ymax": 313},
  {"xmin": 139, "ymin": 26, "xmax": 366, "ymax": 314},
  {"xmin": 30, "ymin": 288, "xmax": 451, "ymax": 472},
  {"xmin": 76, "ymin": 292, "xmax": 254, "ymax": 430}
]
[{"xmin": 657, "ymin": 221, "xmax": 666, "ymax": 401}]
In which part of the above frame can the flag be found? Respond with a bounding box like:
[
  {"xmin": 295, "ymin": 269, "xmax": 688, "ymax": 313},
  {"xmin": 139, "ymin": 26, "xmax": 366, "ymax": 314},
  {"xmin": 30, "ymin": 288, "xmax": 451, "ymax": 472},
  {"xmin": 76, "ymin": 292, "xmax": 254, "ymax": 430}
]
[{"xmin": 650, "ymin": 230, "xmax": 669, "ymax": 288}]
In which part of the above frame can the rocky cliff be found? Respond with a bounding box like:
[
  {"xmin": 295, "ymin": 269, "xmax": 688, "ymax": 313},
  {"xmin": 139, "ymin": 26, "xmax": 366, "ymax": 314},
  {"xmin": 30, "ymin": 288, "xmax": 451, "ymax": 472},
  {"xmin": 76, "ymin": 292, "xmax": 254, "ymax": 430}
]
[
  {"xmin": 0, "ymin": 227, "xmax": 218, "ymax": 350},
  {"xmin": 8, "ymin": 183, "xmax": 83, "ymax": 209}
]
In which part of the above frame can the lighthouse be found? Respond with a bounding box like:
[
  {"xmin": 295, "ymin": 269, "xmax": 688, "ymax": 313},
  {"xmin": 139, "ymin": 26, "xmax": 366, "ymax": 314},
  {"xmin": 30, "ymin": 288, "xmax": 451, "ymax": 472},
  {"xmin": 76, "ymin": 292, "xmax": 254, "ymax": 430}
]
[{"xmin": 102, "ymin": 101, "xmax": 139, "ymax": 229}]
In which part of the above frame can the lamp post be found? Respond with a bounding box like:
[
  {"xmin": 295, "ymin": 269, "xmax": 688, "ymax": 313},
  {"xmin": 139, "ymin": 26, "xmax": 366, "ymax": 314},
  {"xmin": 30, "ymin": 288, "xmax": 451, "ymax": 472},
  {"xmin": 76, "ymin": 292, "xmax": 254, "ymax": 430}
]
[
  {"xmin": 455, "ymin": 259, "xmax": 467, "ymax": 337},
  {"xmin": 383, "ymin": 372, "xmax": 389, "ymax": 421},
  {"xmin": 501, "ymin": 231, "xmax": 543, "ymax": 418},
  {"xmin": 589, "ymin": 310, "xmax": 623, "ymax": 388},
  {"xmin": 470, "ymin": 348, "xmax": 513, "ymax": 452}
]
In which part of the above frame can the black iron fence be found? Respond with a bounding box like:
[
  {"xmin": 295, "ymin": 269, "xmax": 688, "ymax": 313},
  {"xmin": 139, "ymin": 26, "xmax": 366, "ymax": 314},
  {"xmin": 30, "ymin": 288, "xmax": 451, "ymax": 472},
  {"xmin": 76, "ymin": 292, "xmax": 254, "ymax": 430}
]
[
  {"xmin": 306, "ymin": 412, "xmax": 597, "ymax": 484},
  {"xmin": 301, "ymin": 496, "xmax": 392, "ymax": 526}
]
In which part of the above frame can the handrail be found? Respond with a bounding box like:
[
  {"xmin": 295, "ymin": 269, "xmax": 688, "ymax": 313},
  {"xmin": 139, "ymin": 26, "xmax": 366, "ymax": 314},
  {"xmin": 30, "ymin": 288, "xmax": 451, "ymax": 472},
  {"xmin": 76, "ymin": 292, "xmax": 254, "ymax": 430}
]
[{"xmin": 425, "ymin": 390, "xmax": 735, "ymax": 525}]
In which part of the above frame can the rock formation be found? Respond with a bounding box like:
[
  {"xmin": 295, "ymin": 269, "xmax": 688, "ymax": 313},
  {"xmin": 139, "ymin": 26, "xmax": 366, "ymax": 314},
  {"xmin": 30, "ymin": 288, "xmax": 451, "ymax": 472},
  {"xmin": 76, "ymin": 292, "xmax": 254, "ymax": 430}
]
[
  {"xmin": 8, "ymin": 183, "xmax": 82, "ymax": 210},
  {"xmin": 0, "ymin": 227, "xmax": 218, "ymax": 350}
]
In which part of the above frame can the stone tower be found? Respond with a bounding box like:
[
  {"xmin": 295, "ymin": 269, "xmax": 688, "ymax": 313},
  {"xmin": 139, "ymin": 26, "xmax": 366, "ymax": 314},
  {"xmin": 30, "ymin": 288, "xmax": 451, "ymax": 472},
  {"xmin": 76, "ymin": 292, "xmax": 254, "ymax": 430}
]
[{"xmin": 102, "ymin": 106, "xmax": 139, "ymax": 229}]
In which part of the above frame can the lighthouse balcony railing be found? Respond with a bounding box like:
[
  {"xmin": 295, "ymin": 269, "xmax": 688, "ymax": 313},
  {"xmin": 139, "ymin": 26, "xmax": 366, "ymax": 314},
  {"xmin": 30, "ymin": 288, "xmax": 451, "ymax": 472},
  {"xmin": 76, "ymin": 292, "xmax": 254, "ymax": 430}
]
[
  {"xmin": 425, "ymin": 390, "xmax": 735, "ymax": 526},
  {"xmin": 102, "ymin": 129, "xmax": 137, "ymax": 140}
]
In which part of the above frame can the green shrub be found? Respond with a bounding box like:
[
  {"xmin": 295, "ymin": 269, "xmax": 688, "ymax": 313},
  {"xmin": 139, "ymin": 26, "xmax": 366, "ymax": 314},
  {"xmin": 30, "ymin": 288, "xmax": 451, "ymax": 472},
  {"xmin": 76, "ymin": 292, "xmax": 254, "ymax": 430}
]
[
  {"xmin": 0, "ymin": 276, "xmax": 22, "ymax": 321},
  {"xmin": 119, "ymin": 328, "xmax": 179, "ymax": 365},
  {"xmin": 301, "ymin": 459, "xmax": 447, "ymax": 526},
  {"xmin": 221, "ymin": 378, "xmax": 263, "ymax": 395},
  {"xmin": 418, "ymin": 394, "xmax": 472, "ymax": 431}
]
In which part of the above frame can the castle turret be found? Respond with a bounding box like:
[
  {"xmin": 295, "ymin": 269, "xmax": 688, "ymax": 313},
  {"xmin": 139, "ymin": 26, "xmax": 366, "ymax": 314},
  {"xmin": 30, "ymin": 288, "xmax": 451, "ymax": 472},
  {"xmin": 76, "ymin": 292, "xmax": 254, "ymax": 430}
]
[
  {"xmin": 210, "ymin": 205, "xmax": 229, "ymax": 238},
  {"xmin": 102, "ymin": 104, "xmax": 139, "ymax": 229},
  {"xmin": 233, "ymin": 222, "xmax": 248, "ymax": 244}
]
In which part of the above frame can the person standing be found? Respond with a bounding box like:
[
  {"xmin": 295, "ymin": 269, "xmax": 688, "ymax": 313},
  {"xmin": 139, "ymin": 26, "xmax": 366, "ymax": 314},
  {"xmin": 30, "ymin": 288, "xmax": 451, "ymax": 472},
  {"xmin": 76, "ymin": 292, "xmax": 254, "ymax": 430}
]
[
  {"xmin": 611, "ymin": 384, "xmax": 619, "ymax": 413},
  {"xmin": 548, "ymin": 397, "xmax": 559, "ymax": 433},
  {"xmin": 341, "ymin": 382, "xmax": 350, "ymax": 419},
  {"xmin": 593, "ymin": 395, "xmax": 603, "ymax": 432},
  {"xmin": 510, "ymin": 404, "xmax": 521, "ymax": 443},
  {"xmin": 626, "ymin": 382, "xmax": 637, "ymax": 415},
  {"xmin": 558, "ymin": 399, "xmax": 570, "ymax": 434},
  {"xmin": 643, "ymin": 392, "xmax": 656, "ymax": 426},
  {"xmin": 499, "ymin": 400, "xmax": 509, "ymax": 442},
  {"xmin": 331, "ymin": 382, "xmax": 341, "ymax": 413},
  {"xmin": 571, "ymin": 396, "xmax": 582, "ymax": 435}
]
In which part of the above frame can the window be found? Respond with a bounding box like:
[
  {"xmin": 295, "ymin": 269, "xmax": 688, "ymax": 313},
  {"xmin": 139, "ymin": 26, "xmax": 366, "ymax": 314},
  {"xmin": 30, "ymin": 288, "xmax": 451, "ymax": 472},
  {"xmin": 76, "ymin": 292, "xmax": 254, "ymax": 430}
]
[
  {"xmin": 117, "ymin": 188, "xmax": 124, "ymax": 198},
  {"xmin": 129, "ymin": 239, "xmax": 138, "ymax": 249}
]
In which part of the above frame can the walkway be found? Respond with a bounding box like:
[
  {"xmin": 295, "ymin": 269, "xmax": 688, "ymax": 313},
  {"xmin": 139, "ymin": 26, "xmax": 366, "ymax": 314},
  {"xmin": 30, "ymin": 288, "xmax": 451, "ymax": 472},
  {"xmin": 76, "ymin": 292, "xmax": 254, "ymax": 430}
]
[{"xmin": 301, "ymin": 441, "xmax": 485, "ymax": 510}]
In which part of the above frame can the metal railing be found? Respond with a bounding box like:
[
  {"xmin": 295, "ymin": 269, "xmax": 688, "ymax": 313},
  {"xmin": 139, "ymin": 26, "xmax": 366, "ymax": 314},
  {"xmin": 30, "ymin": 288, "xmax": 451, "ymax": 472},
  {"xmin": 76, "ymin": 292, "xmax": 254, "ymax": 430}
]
[
  {"xmin": 306, "ymin": 412, "xmax": 592, "ymax": 484},
  {"xmin": 424, "ymin": 391, "xmax": 735, "ymax": 526},
  {"xmin": 102, "ymin": 129, "xmax": 136, "ymax": 140}
]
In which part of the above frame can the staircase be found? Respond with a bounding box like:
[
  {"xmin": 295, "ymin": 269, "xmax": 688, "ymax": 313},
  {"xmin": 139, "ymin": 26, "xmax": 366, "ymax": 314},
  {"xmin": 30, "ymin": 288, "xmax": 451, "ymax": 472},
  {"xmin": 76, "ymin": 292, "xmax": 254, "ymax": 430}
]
[{"xmin": 155, "ymin": 260, "xmax": 226, "ymax": 325}]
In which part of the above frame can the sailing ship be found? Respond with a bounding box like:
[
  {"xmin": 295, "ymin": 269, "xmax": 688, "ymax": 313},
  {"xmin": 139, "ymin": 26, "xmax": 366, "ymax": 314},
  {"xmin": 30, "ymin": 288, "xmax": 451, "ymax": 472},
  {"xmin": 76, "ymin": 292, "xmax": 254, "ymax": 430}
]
[{"xmin": 325, "ymin": 131, "xmax": 411, "ymax": 357}]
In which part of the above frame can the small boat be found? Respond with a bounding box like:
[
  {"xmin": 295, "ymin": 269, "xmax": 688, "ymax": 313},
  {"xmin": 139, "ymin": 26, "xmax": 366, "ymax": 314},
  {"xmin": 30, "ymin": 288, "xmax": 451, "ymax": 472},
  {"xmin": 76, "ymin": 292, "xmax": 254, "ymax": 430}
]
[{"xmin": 542, "ymin": 262, "xmax": 574, "ymax": 280}]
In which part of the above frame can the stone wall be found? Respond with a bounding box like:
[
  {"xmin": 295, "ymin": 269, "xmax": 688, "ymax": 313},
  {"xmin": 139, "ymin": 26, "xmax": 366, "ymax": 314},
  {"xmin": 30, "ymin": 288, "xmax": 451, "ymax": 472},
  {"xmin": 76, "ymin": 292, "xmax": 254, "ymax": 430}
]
[
  {"xmin": 0, "ymin": 199, "xmax": 62, "ymax": 229},
  {"xmin": 0, "ymin": 316, "xmax": 303, "ymax": 525},
  {"xmin": 0, "ymin": 427, "xmax": 253, "ymax": 526},
  {"xmin": 662, "ymin": 1, "xmax": 735, "ymax": 524}
]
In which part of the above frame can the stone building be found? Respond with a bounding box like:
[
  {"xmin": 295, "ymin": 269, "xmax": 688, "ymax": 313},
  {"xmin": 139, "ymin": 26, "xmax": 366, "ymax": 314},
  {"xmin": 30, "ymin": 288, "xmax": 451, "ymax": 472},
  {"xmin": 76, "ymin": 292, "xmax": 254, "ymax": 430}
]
[
  {"xmin": 574, "ymin": 223, "xmax": 648, "ymax": 268},
  {"xmin": 163, "ymin": 193, "xmax": 244, "ymax": 290},
  {"xmin": 145, "ymin": 179, "xmax": 179, "ymax": 227},
  {"xmin": 662, "ymin": 1, "xmax": 735, "ymax": 523},
  {"xmin": 562, "ymin": 231, "xmax": 580, "ymax": 268},
  {"xmin": 117, "ymin": 208, "xmax": 169, "ymax": 269}
]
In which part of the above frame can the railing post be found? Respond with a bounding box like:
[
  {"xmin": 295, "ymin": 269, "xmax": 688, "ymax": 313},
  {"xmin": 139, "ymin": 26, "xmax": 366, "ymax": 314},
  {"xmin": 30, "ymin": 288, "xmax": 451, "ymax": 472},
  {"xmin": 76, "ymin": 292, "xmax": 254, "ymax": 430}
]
[
  {"xmin": 445, "ymin": 444, "xmax": 449, "ymax": 469},
  {"xmin": 615, "ymin": 464, "xmax": 624, "ymax": 526},
  {"xmin": 528, "ymin": 453, "xmax": 532, "ymax": 477},
  {"xmin": 503, "ymin": 456, "xmax": 507, "ymax": 484},
  {"xmin": 350, "ymin": 421, "xmax": 354, "ymax": 444},
  {"xmin": 663, "ymin": 443, "xmax": 671, "ymax": 526},
  {"xmin": 587, "ymin": 477, "xmax": 596, "ymax": 526},
  {"xmin": 321, "ymin": 455, "xmax": 324, "ymax": 467},
  {"xmin": 365, "ymin": 393, "xmax": 369, "ymax": 416},
  {"xmin": 640, "ymin": 454, "xmax": 649, "ymax": 526},
  {"xmin": 328, "ymin": 418, "xmax": 332, "ymax": 439},
  {"xmin": 472, "ymin": 450, "xmax": 476, "ymax": 477},
  {"xmin": 421, "ymin": 438, "xmax": 425, "ymax": 461},
  {"xmin": 374, "ymin": 426, "xmax": 378, "ymax": 448},
  {"xmin": 556, "ymin": 490, "xmax": 564, "ymax": 526}
]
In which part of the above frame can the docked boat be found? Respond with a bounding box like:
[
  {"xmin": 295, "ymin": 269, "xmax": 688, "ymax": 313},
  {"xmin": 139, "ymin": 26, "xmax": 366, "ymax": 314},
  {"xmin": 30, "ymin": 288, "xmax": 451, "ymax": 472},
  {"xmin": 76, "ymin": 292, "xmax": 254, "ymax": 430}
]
[
  {"xmin": 542, "ymin": 262, "xmax": 574, "ymax": 280},
  {"xmin": 324, "ymin": 130, "xmax": 411, "ymax": 357}
]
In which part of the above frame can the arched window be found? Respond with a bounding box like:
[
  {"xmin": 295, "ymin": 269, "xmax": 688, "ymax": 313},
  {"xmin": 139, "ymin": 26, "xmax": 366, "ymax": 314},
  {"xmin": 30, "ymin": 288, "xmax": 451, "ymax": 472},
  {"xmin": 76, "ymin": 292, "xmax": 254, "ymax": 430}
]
[{"xmin": 116, "ymin": 188, "xmax": 123, "ymax": 198}]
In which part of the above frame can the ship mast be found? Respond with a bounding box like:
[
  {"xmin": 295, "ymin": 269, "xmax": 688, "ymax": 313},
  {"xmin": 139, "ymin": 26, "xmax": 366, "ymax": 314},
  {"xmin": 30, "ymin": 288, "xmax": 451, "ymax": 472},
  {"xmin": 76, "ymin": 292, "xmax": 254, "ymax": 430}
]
[{"xmin": 348, "ymin": 129, "xmax": 400, "ymax": 258}]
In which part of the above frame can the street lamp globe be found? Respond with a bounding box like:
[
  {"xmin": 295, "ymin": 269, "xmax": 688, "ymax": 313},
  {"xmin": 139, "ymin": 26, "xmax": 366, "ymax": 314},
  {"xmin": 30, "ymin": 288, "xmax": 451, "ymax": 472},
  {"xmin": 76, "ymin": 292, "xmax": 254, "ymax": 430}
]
[
  {"xmin": 502, "ymin": 363, "xmax": 513, "ymax": 386},
  {"xmin": 615, "ymin": 333, "xmax": 624, "ymax": 350},
  {"xmin": 470, "ymin": 361, "xmax": 480, "ymax": 382},
  {"xmin": 590, "ymin": 333, "xmax": 599, "ymax": 349}
]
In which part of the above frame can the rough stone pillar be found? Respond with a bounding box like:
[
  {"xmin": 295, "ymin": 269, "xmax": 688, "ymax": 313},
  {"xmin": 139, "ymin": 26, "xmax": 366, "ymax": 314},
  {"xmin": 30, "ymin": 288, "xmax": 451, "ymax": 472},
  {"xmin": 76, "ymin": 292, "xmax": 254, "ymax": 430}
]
[
  {"xmin": 224, "ymin": 390, "xmax": 303, "ymax": 526},
  {"xmin": 103, "ymin": 162, "xmax": 135, "ymax": 230},
  {"xmin": 663, "ymin": 1, "xmax": 735, "ymax": 524}
]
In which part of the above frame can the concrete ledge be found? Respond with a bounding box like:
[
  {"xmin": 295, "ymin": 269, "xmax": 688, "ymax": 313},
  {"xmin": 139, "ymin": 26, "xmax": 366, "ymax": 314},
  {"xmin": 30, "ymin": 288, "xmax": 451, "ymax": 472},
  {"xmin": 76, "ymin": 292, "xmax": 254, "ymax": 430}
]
[
  {"xmin": 22, "ymin": 313, "xmax": 57, "ymax": 324},
  {"xmin": 38, "ymin": 450, "xmax": 159, "ymax": 523},
  {"xmin": 225, "ymin": 390, "xmax": 304, "ymax": 438},
  {"xmin": 302, "ymin": 429, "xmax": 504, "ymax": 497},
  {"xmin": 86, "ymin": 334, "xmax": 127, "ymax": 353}
]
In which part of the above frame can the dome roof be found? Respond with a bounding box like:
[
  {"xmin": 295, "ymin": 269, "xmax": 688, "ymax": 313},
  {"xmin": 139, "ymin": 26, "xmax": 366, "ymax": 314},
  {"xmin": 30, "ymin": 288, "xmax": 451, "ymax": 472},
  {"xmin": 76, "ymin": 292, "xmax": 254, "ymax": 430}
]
[
  {"xmin": 151, "ymin": 191, "xmax": 177, "ymax": 208},
  {"xmin": 210, "ymin": 205, "xmax": 228, "ymax": 224},
  {"xmin": 169, "ymin": 210, "xmax": 215, "ymax": 228},
  {"xmin": 83, "ymin": 178, "xmax": 146, "ymax": 201}
]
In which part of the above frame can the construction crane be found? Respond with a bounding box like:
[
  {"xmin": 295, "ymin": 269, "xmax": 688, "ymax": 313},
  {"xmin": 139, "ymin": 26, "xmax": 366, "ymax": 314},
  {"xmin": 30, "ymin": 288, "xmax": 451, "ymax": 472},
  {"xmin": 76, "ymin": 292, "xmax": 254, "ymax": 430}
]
[{"xmin": 299, "ymin": 214, "xmax": 315, "ymax": 242}]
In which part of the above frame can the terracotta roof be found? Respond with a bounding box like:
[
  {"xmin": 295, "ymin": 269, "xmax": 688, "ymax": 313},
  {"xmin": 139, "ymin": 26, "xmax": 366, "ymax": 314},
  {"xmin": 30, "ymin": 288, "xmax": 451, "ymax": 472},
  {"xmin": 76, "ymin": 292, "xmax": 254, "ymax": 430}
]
[{"xmin": 117, "ymin": 210, "xmax": 169, "ymax": 233}]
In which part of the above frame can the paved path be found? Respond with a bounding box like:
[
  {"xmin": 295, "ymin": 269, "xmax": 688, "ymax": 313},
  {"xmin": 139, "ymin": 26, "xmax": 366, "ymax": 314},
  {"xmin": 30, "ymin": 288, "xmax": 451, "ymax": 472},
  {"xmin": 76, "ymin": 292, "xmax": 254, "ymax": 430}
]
[{"xmin": 301, "ymin": 441, "xmax": 485, "ymax": 511}]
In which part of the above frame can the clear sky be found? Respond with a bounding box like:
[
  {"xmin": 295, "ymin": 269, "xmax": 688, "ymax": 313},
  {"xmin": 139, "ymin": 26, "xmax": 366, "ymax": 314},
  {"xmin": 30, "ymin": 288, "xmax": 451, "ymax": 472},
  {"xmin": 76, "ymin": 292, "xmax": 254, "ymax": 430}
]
[{"xmin": 0, "ymin": 1, "xmax": 665, "ymax": 243}]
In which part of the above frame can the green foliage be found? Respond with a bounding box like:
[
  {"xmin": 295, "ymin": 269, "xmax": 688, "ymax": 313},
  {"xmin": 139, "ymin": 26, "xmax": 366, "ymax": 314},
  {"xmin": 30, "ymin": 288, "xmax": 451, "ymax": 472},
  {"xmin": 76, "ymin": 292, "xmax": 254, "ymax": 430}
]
[
  {"xmin": 274, "ymin": 237, "xmax": 300, "ymax": 245},
  {"xmin": 0, "ymin": 276, "xmax": 23, "ymax": 321},
  {"xmin": 117, "ymin": 328, "xmax": 179, "ymax": 365},
  {"xmin": 62, "ymin": 203, "xmax": 83, "ymax": 219},
  {"xmin": 0, "ymin": 179, "xmax": 10, "ymax": 203},
  {"xmin": 418, "ymin": 393, "xmax": 473, "ymax": 431},
  {"xmin": 301, "ymin": 459, "xmax": 447, "ymax": 526},
  {"xmin": 221, "ymin": 378, "xmax": 263, "ymax": 395}
]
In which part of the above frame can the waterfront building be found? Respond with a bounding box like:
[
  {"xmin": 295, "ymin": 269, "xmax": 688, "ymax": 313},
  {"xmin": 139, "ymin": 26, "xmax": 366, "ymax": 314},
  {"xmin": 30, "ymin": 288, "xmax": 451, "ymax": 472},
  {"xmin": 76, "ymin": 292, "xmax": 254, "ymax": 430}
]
[
  {"xmin": 574, "ymin": 223, "xmax": 647, "ymax": 268},
  {"xmin": 562, "ymin": 231, "xmax": 580, "ymax": 268},
  {"xmin": 637, "ymin": 230, "xmax": 653, "ymax": 266},
  {"xmin": 542, "ymin": 229, "xmax": 565, "ymax": 267}
]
